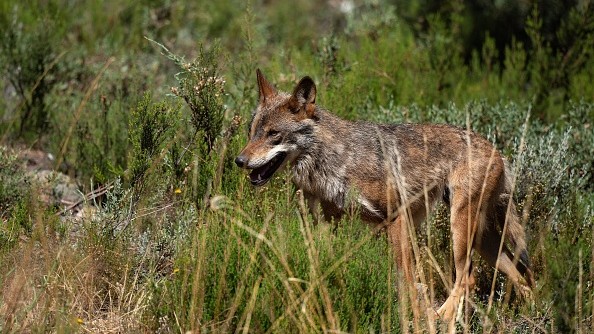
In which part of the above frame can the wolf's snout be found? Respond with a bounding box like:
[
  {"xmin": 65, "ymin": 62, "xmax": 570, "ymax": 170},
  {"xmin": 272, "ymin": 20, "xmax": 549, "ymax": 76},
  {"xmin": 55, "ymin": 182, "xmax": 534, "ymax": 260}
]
[{"xmin": 235, "ymin": 155, "xmax": 247, "ymax": 168}]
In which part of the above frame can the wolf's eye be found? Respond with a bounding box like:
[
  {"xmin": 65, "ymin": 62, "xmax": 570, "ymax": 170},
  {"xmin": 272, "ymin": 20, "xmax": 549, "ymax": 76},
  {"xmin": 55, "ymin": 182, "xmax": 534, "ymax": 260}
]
[{"xmin": 268, "ymin": 130, "xmax": 281, "ymax": 145}]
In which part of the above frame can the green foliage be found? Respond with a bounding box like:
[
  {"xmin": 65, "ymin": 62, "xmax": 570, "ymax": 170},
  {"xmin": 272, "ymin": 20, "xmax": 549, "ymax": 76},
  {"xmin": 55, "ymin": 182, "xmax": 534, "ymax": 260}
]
[
  {"xmin": 0, "ymin": 147, "xmax": 32, "ymax": 250},
  {"xmin": 128, "ymin": 93, "xmax": 179, "ymax": 190},
  {"xmin": 66, "ymin": 92, "xmax": 131, "ymax": 185},
  {"xmin": 0, "ymin": 5, "xmax": 60, "ymax": 137},
  {"xmin": 0, "ymin": 148, "xmax": 26, "ymax": 218},
  {"xmin": 151, "ymin": 39, "xmax": 225, "ymax": 152},
  {"xmin": 148, "ymin": 39, "xmax": 238, "ymax": 208}
]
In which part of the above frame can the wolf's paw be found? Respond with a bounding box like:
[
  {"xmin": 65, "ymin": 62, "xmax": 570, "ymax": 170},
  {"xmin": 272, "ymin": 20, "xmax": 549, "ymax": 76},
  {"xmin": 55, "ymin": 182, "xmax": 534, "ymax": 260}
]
[
  {"xmin": 436, "ymin": 294, "xmax": 464, "ymax": 322},
  {"xmin": 515, "ymin": 282, "xmax": 533, "ymax": 300}
]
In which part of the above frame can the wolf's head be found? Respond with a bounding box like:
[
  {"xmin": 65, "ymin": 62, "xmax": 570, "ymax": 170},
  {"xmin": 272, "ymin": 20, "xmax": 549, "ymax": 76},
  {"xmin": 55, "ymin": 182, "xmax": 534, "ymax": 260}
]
[{"xmin": 235, "ymin": 69, "xmax": 318, "ymax": 186}]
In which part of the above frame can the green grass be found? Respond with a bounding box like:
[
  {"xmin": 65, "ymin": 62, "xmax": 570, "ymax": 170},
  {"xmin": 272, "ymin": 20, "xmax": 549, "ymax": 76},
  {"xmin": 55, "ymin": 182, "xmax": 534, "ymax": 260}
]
[{"xmin": 1, "ymin": 0, "xmax": 594, "ymax": 332}]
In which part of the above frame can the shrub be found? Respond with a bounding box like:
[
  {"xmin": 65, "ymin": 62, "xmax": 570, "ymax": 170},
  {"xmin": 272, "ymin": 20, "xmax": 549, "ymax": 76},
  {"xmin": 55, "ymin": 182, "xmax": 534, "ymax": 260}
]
[
  {"xmin": 0, "ymin": 6, "xmax": 60, "ymax": 138},
  {"xmin": 151, "ymin": 39, "xmax": 225, "ymax": 152},
  {"xmin": 0, "ymin": 147, "xmax": 31, "ymax": 250},
  {"xmin": 128, "ymin": 93, "xmax": 179, "ymax": 195}
]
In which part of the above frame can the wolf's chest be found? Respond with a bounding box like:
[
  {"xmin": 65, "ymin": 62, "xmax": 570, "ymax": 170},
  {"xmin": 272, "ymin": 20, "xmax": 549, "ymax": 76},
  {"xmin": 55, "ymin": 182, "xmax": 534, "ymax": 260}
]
[{"xmin": 291, "ymin": 162, "xmax": 348, "ymax": 209}]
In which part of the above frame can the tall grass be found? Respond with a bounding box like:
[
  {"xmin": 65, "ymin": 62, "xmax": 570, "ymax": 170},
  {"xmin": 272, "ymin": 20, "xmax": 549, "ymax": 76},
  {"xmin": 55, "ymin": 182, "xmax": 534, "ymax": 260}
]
[{"xmin": 2, "ymin": 94, "xmax": 592, "ymax": 333}]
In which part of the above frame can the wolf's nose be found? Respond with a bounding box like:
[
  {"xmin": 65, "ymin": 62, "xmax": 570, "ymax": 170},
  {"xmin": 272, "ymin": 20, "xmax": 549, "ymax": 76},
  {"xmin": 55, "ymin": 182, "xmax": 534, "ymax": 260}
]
[{"xmin": 235, "ymin": 155, "xmax": 247, "ymax": 168}]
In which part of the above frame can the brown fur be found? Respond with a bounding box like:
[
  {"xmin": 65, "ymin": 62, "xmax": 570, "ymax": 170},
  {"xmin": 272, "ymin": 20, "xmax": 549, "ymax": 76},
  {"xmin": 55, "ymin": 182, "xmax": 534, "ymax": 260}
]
[{"xmin": 236, "ymin": 69, "xmax": 534, "ymax": 320}]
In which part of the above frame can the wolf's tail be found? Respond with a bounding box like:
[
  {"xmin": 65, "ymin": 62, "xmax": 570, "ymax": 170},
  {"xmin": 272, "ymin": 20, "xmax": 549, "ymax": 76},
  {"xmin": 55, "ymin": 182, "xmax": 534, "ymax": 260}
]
[{"xmin": 495, "ymin": 163, "xmax": 535, "ymax": 288}]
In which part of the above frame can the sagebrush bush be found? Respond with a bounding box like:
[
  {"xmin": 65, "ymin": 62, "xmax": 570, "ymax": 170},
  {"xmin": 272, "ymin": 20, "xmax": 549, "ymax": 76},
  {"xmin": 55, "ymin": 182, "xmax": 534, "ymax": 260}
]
[{"xmin": 151, "ymin": 39, "xmax": 226, "ymax": 152}]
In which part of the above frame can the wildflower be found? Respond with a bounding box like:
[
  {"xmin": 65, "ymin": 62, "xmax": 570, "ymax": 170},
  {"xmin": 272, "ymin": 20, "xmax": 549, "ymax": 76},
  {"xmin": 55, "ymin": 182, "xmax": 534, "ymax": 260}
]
[{"xmin": 174, "ymin": 188, "xmax": 182, "ymax": 194}]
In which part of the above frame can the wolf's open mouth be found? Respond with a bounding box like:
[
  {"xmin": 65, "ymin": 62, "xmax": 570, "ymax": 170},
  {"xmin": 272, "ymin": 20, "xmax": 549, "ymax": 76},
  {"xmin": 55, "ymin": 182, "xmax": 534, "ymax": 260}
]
[{"xmin": 249, "ymin": 152, "xmax": 287, "ymax": 186}]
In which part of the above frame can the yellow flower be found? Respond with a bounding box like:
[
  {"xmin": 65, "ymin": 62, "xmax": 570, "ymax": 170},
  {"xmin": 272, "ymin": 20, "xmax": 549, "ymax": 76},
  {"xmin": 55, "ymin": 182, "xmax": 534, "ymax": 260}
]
[
  {"xmin": 174, "ymin": 188, "xmax": 182, "ymax": 194},
  {"xmin": 173, "ymin": 268, "xmax": 180, "ymax": 274},
  {"xmin": 77, "ymin": 318, "xmax": 84, "ymax": 325}
]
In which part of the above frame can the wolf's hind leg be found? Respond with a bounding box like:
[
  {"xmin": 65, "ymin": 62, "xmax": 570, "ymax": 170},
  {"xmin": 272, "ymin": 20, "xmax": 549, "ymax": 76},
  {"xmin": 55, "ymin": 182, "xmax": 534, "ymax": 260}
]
[{"xmin": 475, "ymin": 229, "xmax": 533, "ymax": 298}]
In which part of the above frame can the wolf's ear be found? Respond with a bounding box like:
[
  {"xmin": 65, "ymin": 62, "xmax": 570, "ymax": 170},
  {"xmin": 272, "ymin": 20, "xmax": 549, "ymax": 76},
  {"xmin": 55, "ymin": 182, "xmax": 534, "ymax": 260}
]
[
  {"xmin": 291, "ymin": 76, "xmax": 316, "ymax": 118},
  {"xmin": 256, "ymin": 68, "xmax": 277, "ymax": 104}
]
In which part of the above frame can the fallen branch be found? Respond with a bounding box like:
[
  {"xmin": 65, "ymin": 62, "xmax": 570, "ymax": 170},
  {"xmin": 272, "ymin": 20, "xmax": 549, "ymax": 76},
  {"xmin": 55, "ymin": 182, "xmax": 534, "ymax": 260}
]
[{"xmin": 55, "ymin": 183, "xmax": 114, "ymax": 216}]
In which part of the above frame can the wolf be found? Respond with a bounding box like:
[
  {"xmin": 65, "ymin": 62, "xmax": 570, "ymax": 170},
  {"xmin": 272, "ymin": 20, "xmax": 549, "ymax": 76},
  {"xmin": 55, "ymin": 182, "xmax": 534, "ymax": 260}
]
[{"xmin": 235, "ymin": 69, "xmax": 535, "ymax": 320}]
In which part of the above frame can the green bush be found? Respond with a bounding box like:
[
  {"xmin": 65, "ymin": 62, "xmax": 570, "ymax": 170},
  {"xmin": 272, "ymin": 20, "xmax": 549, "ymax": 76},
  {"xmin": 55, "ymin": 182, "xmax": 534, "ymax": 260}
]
[
  {"xmin": 128, "ymin": 93, "xmax": 179, "ymax": 194},
  {"xmin": 0, "ymin": 147, "xmax": 34, "ymax": 252},
  {"xmin": 0, "ymin": 5, "xmax": 60, "ymax": 138}
]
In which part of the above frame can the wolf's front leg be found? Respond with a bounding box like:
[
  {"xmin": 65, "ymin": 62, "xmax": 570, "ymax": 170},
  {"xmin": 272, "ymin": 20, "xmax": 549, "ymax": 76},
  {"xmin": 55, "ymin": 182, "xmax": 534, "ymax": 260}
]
[
  {"xmin": 437, "ymin": 203, "xmax": 477, "ymax": 322},
  {"xmin": 386, "ymin": 216, "xmax": 414, "ymax": 282},
  {"xmin": 302, "ymin": 190, "xmax": 323, "ymax": 225}
]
